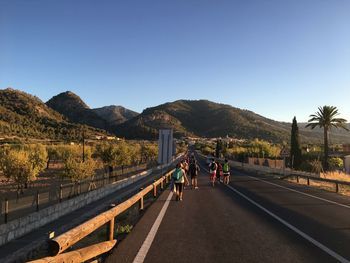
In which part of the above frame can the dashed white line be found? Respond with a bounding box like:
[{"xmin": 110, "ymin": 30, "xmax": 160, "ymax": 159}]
[
  {"xmin": 225, "ymin": 183, "xmax": 350, "ymax": 263},
  {"xmin": 133, "ymin": 191, "xmax": 173, "ymax": 263}
]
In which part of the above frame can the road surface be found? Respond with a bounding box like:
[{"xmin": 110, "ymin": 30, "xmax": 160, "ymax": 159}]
[{"xmin": 107, "ymin": 154, "xmax": 350, "ymax": 263}]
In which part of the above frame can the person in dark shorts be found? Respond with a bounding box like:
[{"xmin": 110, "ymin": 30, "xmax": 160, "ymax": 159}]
[
  {"xmin": 209, "ymin": 159, "xmax": 217, "ymax": 187},
  {"xmin": 223, "ymin": 159, "xmax": 230, "ymax": 185},
  {"xmin": 173, "ymin": 163, "xmax": 189, "ymax": 201},
  {"xmin": 189, "ymin": 159, "xmax": 200, "ymax": 189}
]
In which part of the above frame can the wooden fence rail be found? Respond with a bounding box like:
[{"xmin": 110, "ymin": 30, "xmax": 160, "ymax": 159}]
[
  {"xmin": 30, "ymin": 169, "xmax": 174, "ymax": 262},
  {"xmin": 28, "ymin": 240, "xmax": 116, "ymax": 263}
]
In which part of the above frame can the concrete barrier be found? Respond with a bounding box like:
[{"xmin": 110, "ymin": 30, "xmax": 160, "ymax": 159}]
[{"xmin": 0, "ymin": 169, "xmax": 153, "ymax": 247}]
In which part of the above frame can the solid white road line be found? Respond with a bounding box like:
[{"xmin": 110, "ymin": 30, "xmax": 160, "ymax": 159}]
[
  {"xmin": 244, "ymin": 174, "xmax": 350, "ymax": 210},
  {"xmin": 225, "ymin": 183, "xmax": 350, "ymax": 263},
  {"xmin": 133, "ymin": 191, "xmax": 173, "ymax": 263}
]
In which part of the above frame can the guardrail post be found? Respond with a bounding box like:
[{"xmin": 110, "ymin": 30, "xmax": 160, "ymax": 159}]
[
  {"xmin": 139, "ymin": 188, "xmax": 144, "ymax": 211},
  {"xmin": 4, "ymin": 198, "xmax": 8, "ymax": 223},
  {"xmin": 70, "ymin": 184, "xmax": 74, "ymax": 198},
  {"xmin": 160, "ymin": 177, "xmax": 164, "ymax": 190},
  {"xmin": 153, "ymin": 182, "xmax": 157, "ymax": 197},
  {"xmin": 307, "ymin": 178, "xmax": 310, "ymax": 186},
  {"xmin": 336, "ymin": 183, "xmax": 339, "ymax": 193},
  {"xmin": 78, "ymin": 181, "xmax": 81, "ymax": 195},
  {"xmin": 108, "ymin": 217, "xmax": 115, "ymax": 241},
  {"xmin": 36, "ymin": 191, "xmax": 40, "ymax": 212},
  {"xmin": 59, "ymin": 184, "xmax": 63, "ymax": 203}
]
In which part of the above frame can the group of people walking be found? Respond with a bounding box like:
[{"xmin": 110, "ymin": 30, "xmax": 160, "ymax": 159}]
[
  {"xmin": 171, "ymin": 152, "xmax": 231, "ymax": 201},
  {"xmin": 171, "ymin": 153, "xmax": 200, "ymax": 201},
  {"xmin": 208, "ymin": 158, "xmax": 230, "ymax": 187}
]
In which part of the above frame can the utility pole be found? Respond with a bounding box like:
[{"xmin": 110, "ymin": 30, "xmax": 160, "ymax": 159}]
[{"xmin": 82, "ymin": 129, "xmax": 85, "ymax": 162}]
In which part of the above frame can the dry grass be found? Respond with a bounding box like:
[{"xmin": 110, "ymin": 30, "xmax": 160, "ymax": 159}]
[
  {"xmin": 320, "ymin": 171, "xmax": 350, "ymax": 182},
  {"xmin": 287, "ymin": 171, "xmax": 350, "ymax": 196}
]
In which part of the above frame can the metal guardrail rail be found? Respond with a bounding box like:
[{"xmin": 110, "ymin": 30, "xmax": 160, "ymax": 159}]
[
  {"xmin": 197, "ymin": 151, "xmax": 350, "ymax": 193},
  {"xmin": 283, "ymin": 173, "xmax": 350, "ymax": 193}
]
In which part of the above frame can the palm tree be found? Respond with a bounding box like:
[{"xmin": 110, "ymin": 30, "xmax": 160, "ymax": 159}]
[{"xmin": 306, "ymin": 106, "xmax": 348, "ymax": 171}]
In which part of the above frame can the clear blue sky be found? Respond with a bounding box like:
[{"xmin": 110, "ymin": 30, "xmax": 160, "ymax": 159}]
[{"xmin": 1, "ymin": 0, "xmax": 349, "ymax": 122}]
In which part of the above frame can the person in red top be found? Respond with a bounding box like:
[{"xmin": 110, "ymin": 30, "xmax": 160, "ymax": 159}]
[{"xmin": 216, "ymin": 161, "xmax": 223, "ymax": 183}]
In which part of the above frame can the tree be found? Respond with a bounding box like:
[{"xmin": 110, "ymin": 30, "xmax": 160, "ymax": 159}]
[
  {"xmin": 0, "ymin": 146, "xmax": 47, "ymax": 191},
  {"xmin": 141, "ymin": 143, "xmax": 158, "ymax": 163},
  {"xmin": 215, "ymin": 140, "xmax": 223, "ymax": 158},
  {"xmin": 306, "ymin": 106, "xmax": 348, "ymax": 170},
  {"xmin": 290, "ymin": 117, "xmax": 302, "ymax": 169},
  {"xmin": 95, "ymin": 143, "xmax": 117, "ymax": 171},
  {"xmin": 329, "ymin": 157, "xmax": 343, "ymax": 171},
  {"xmin": 62, "ymin": 152, "xmax": 96, "ymax": 182}
]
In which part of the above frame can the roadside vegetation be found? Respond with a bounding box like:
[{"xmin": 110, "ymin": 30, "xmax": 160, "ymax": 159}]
[{"xmin": 0, "ymin": 140, "xmax": 159, "ymax": 195}]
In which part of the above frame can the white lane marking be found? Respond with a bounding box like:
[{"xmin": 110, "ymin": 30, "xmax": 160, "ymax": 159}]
[
  {"xmin": 243, "ymin": 174, "xmax": 350, "ymax": 210},
  {"xmin": 133, "ymin": 191, "xmax": 173, "ymax": 263},
  {"xmin": 225, "ymin": 184, "xmax": 350, "ymax": 263}
]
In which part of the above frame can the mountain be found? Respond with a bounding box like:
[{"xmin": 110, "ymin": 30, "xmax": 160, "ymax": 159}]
[
  {"xmin": 0, "ymin": 88, "xmax": 106, "ymax": 141},
  {"xmin": 115, "ymin": 100, "xmax": 350, "ymax": 143},
  {"xmin": 92, "ymin": 106, "xmax": 138, "ymax": 126},
  {"xmin": 46, "ymin": 91, "xmax": 110, "ymax": 131},
  {"xmin": 299, "ymin": 123, "xmax": 350, "ymax": 144}
]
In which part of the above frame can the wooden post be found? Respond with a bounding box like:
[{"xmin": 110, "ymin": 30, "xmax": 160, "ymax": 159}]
[
  {"xmin": 108, "ymin": 218, "xmax": 115, "ymax": 241},
  {"xmin": 4, "ymin": 198, "xmax": 8, "ymax": 223},
  {"xmin": 296, "ymin": 176, "xmax": 299, "ymax": 183},
  {"xmin": 160, "ymin": 177, "xmax": 164, "ymax": 190},
  {"xmin": 59, "ymin": 184, "xmax": 63, "ymax": 203},
  {"xmin": 78, "ymin": 181, "xmax": 81, "ymax": 195},
  {"xmin": 49, "ymin": 183, "xmax": 155, "ymax": 255},
  {"xmin": 140, "ymin": 196, "xmax": 144, "ymax": 211},
  {"xmin": 307, "ymin": 178, "xmax": 310, "ymax": 186},
  {"xmin": 336, "ymin": 183, "xmax": 339, "ymax": 193},
  {"xmin": 36, "ymin": 191, "xmax": 40, "ymax": 212},
  {"xmin": 139, "ymin": 188, "xmax": 144, "ymax": 211},
  {"xmin": 153, "ymin": 180, "xmax": 157, "ymax": 197}
]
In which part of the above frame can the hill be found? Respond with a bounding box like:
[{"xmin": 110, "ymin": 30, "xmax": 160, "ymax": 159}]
[
  {"xmin": 0, "ymin": 88, "xmax": 106, "ymax": 141},
  {"xmin": 46, "ymin": 91, "xmax": 110, "ymax": 131},
  {"xmin": 115, "ymin": 100, "xmax": 350, "ymax": 143},
  {"xmin": 92, "ymin": 105, "xmax": 138, "ymax": 126}
]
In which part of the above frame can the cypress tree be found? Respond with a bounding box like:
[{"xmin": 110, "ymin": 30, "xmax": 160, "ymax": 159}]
[
  {"xmin": 291, "ymin": 117, "xmax": 302, "ymax": 169},
  {"xmin": 215, "ymin": 139, "xmax": 223, "ymax": 158}
]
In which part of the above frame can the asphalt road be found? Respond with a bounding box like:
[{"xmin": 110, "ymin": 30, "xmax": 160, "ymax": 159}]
[{"xmin": 108, "ymin": 154, "xmax": 350, "ymax": 263}]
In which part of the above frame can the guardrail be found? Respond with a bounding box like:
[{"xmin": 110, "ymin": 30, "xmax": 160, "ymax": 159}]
[
  {"xmin": 197, "ymin": 151, "xmax": 350, "ymax": 194},
  {"xmin": 283, "ymin": 173, "xmax": 350, "ymax": 193},
  {"xmin": 28, "ymin": 169, "xmax": 174, "ymax": 263}
]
